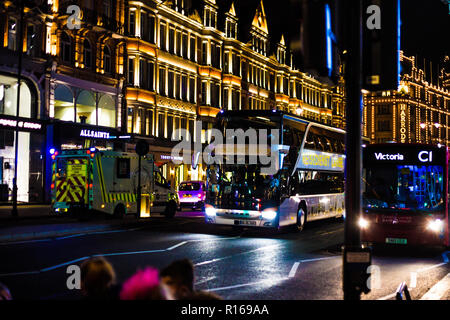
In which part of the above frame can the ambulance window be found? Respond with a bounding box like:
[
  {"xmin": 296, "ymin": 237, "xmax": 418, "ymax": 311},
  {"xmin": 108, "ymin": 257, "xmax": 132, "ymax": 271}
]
[
  {"xmin": 57, "ymin": 158, "xmax": 67, "ymax": 177},
  {"xmin": 155, "ymin": 171, "xmax": 168, "ymax": 187},
  {"xmin": 117, "ymin": 158, "xmax": 130, "ymax": 178}
]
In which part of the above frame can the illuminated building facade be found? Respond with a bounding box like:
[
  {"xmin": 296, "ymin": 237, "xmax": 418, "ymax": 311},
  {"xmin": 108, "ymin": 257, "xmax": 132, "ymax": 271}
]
[
  {"xmin": 124, "ymin": 0, "xmax": 345, "ymax": 187},
  {"xmin": 0, "ymin": 0, "xmax": 126, "ymax": 202},
  {"xmin": 0, "ymin": 0, "xmax": 346, "ymax": 198},
  {"xmin": 363, "ymin": 53, "xmax": 450, "ymax": 145}
]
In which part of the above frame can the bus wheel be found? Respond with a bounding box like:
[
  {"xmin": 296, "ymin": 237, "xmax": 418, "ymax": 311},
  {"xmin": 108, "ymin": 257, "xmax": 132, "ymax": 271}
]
[
  {"xmin": 113, "ymin": 204, "xmax": 125, "ymax": 219},
  {"xmin": 164, "ymin": 201, "xmax": 177, "ymax": 218},
  {"xmin": 295, "ymin": 206, "xmax": 307, "ymax": 232}
]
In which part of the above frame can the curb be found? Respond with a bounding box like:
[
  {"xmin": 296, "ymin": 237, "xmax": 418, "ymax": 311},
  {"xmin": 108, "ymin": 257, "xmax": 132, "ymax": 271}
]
[{"xmin": 0, "ymin": 220, "xmax": 145, "ymax": 244}]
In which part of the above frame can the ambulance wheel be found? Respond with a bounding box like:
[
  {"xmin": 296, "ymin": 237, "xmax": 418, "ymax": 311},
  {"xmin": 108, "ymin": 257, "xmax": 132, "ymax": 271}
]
[
  {"xmin": 164, "ymin": 201, "xmax": 177, "ymax": 218},
  {"xmin": 113, "ymin": 204, "xmax": 125, "ymax": 219}
]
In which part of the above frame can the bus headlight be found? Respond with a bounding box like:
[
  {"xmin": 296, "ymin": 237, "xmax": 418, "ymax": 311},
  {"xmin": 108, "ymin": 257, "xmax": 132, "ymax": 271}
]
[
  {"xmin": 262, "ymin": 210, "xmax": 277, "ymax": 220},
  {"xmin": 427, "ymin": 219, "xmax": 443, "ymax": 233},
  {"xmin": 205, "ymin": 206, "xmax": 216, "ymax": 217},
  {"xmin": 358, "ymin": 217, "xmax": 369, "ymax": 229}
]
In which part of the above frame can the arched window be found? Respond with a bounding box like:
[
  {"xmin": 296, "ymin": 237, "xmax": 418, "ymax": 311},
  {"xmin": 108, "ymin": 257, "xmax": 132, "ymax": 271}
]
[
  {"xmin": 60, "ymin": 32, "xmax": 72, "ymax": 63},
  {"xmin": 83, "ymin": 39, "xmax": 92, "ymax": 69},
  {"xmin": 103, "ymin": 45, "xmax": 111, "ymax": 73}
]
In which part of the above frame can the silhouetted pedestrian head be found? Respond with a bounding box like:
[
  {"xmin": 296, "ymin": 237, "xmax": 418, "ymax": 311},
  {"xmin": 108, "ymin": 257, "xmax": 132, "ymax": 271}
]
[
  {"xmin": 160, "ymin": 259, "xmax": 194, "ymax": 300},
  {"xmin": 120, "ymin": 267, "xmax": 164, "ymax": 300},
  {"xmin": 80, "ymin": 257, "xmax": 116, "ymax": 299},
  {"xmin": 0, "ymin": 282, "xmax": 12, "ymax": 300}
]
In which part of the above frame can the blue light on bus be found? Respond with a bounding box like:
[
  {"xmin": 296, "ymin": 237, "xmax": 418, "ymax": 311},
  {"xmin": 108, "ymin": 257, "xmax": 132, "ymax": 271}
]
[
  {"xmin": 89, "ymin": 147, "xmax": 97, "ymax": 153},
  {"xmin": 49, "ymin": 148, "xmax": 56, "ymax": 155}
]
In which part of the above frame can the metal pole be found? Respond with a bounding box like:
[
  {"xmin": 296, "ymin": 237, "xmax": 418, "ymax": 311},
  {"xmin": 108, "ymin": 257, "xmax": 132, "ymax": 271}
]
[
  {"xmin": 343, "ymin": 0, "xmax": 363, "ymax": 300},
  {"xmin": 137, "ymin": 155, "xmax": 142, "ymax": 218},
  {"xmin": 12, "ymin": 0, "xmax": 25, "ymax": 217}
]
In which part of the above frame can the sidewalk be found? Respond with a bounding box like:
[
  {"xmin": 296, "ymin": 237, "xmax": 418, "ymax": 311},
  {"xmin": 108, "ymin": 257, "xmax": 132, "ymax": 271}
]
[
  {"xmin": 0, "ymin": 204, "xmax": 52, "ymax": 221},
  {"xmin": 0, "ymin": 216, "xmax": 143, "ymax": 243},
  {"xmin": 0, "ymin": 204, "xmax": 146, "ymax": 243}
]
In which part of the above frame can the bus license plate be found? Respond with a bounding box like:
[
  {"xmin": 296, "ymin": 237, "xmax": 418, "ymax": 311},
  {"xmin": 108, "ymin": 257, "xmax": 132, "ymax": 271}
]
[
  {"xmin": 385, "ymin": 237, "xmax": 407, "ymax": 245},
  {"xmin": 235, "ymin": 220, "xmax": 256, "ymax": 226}
]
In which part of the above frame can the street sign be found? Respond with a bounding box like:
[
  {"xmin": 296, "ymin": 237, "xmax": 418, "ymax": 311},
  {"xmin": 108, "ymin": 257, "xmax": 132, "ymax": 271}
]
[
  {"xmin": 135, "ymin": 140, "xmax": 149, "ymax": 156},
  {"xmin": 362, "ymin": 0, "xmax": 400, "ymax": 91}
]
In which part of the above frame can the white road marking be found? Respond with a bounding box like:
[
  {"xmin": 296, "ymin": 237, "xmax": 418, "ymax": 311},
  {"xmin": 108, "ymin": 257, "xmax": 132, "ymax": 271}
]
[
  {"xmin": 288, "ymin": 262, "xmax": 300, "ymax": 278},
  {"xmin": 194, "ymin": 244, "xmax": 281, "ymax": 267},
  {"xmin": 209, "ymin": 277, "xmax": 288, "ymax": 292},
  {"xmin": 420, "ymin": 273, "xmax": 450, "ymax": 300},
  {"xmin": 378, "ymin": 253, "xmax": 450, "ymax": 300},
  {"xmin": 166, "ymin": 241, "xmax": 188, "ymax": 251},
  {"xmin": 0, "ymin": 235, "xmax": 241, "ymax": 277},
  {"xmin": 0, "ymin": 227, "xmax": 144, "ymax": 246}
]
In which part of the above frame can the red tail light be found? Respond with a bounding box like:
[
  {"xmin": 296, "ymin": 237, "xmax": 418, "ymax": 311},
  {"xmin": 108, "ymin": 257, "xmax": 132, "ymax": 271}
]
[{"xmin": 50, "ymin": 183, "xmax": 55, "ymax": 189}]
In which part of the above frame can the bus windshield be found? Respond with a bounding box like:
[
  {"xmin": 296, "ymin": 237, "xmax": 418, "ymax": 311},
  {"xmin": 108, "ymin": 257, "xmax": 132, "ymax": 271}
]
[
  {"xmin": 207, "ymin": 164, "xmax": 280, "ymax": 209},
  {"xmin": 363, "ymin": 164, "xmax": 444, "ymax": 213}
]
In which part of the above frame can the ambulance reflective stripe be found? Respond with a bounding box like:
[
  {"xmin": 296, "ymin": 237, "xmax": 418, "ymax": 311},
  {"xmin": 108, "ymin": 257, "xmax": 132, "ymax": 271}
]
[
  {"xmin": 95, "ymin": 155, "xmax": 107, "ymax": 202},
  {"xmin": 106, "ymin": 193, "xmax": 136, "ymax": 203},
  {"xmin": 55, "ymin": 158, "xmax": 88, "ymax": 203}
]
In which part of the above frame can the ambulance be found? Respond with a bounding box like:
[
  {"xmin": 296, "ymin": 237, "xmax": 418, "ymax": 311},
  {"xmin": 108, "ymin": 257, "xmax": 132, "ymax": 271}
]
[{"xmin": 50, "ymin": 148, "xmax": 178, "ymax": 218}]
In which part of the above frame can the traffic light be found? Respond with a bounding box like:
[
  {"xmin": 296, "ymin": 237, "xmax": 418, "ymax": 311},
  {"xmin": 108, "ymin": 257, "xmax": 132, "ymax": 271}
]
[{"xmin": 362, "ymin": 0, "xmax": 400, "ymax": 91}]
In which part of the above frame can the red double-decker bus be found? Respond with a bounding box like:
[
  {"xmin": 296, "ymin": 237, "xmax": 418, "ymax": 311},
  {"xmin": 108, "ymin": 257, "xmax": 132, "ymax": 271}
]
[{"xmin": 361, "ymin": 143, "xmax": 449, "ymax": 247}]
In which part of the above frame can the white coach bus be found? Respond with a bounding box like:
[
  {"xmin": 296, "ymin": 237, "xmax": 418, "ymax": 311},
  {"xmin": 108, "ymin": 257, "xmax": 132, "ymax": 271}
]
[{"xmin": 204, "ymin": 110, "xmax": 346, "ymax": 231}]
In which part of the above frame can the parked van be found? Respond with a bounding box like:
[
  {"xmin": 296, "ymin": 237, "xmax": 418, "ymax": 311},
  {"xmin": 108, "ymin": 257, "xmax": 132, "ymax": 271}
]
[{"xmin": 178, "ymin": 180, "xmax": 206, "ymax": 210}]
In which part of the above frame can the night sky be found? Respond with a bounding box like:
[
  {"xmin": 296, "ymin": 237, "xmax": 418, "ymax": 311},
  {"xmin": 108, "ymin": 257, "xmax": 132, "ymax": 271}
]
[{"xmin": 214, "ymin": 0, "xmax": 449, "ymax": 76}]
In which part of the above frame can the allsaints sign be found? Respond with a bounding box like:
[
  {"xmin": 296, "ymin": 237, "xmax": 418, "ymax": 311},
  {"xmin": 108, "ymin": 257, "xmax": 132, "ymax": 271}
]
[{"xmin": 79, "ymin": 129, "xmax": 110, "ymax": 139}]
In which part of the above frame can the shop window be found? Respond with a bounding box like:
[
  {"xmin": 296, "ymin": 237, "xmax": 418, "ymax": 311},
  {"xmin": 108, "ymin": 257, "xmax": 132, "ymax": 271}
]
[
  {"xmin": 83, "ymin": 39, "xmax": 92, "ymax": 69},
  {"xmin": 54, "ymin": 85, "xmax": 74, "ymax": 121},
  {"xmin": 0, "ymin": 76, "xmax": 33, "ymax": 118},
  {"xmin": 98, "ymin": 94, "xmax": 116, "ymax": 127},
  {"xmin": 76, "ymin": 90, "xmax": 96, "ymax": 125}
]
